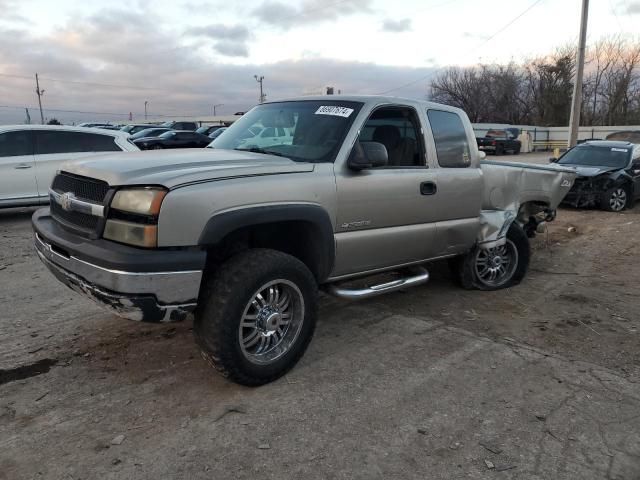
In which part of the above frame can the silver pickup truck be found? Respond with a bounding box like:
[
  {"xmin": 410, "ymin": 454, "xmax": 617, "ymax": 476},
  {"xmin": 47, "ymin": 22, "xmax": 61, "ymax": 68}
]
[{"xmin": 32, "ymin": 96, "xmax": 575, "ymax": 385}]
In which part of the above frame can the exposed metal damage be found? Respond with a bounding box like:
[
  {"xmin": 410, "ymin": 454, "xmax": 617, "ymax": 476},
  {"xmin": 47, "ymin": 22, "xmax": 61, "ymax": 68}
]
[{"xmin": 477, "ymin": 160, "xmax": 576, "ymax": 247}]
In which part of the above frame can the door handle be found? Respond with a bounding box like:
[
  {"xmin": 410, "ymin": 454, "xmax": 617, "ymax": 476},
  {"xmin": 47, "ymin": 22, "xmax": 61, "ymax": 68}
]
[
  {"xmin": 420, "ymin": 181, "xmax": 437, "ymax": 195},
  {"xmin": 15, "ymin": 164, "xmax": 33, "ymax": 169}
]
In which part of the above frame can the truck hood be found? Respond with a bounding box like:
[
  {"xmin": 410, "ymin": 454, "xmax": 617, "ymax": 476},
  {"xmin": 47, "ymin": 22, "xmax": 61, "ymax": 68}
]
[{"xmin": 62, "ymin": 148, "xmax": 315, "ymax": 188}]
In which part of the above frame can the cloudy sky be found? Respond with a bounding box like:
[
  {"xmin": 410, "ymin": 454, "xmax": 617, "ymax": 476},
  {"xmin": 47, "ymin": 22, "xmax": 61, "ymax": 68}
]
[{"xmin": 0, "ymin": 0, "xmax": 637, "ymax": 124}]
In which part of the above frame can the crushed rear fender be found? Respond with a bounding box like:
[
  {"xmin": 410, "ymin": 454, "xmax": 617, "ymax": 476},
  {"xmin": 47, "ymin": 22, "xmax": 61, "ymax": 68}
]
[{"xmin": 477, "ymin": 161, "xmax": 576, "ymax": 248}]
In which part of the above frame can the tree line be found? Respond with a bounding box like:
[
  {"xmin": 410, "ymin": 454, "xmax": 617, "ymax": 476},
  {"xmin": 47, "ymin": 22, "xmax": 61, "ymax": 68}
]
[{"xmin": 429, "ymin": 37, "xmax": 640, "ymax": 127}]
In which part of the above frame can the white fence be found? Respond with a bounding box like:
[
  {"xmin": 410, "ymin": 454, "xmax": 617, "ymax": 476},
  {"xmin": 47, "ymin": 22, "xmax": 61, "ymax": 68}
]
[{"xmin": 472, "ymin": 123, "xmax": 640, "ymax": 144}]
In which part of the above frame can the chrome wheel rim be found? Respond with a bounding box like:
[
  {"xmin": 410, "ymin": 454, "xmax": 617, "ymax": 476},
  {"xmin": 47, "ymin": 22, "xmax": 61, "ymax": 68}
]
[
  {"xmin": 474, "ymin": 240, "xmax": 519, "ymax": 288},
  {"xmin": 609, "ymin": 188, "xmax": 626, "ymax": 211},
  {"xmin": 239, "ymin": 279, "xmax": 304, "ymax": 365}
]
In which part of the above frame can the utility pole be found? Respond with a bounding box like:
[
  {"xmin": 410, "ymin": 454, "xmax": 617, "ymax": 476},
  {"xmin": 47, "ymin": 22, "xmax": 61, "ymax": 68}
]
[
  {"xmin": 254, "ymin": 75, "xmax": 265, "ymax": 103},
  {"xmin": 568, "ymin": 0, "xmax": 589, "ymax": 148},
  {"xmin": 144, "ymin": 101, "xmax": 148, "ymax": 120},
  {"xmin": 35, "ymin": 73, "xmax": 45, "ymax": 124},
  {"xmin": 213, "ymin": 103, "xmax": 223, "ymax": 116}
]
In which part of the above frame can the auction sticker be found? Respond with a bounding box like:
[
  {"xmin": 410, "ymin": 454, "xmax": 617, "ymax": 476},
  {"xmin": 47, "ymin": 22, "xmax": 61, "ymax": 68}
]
[{"xmin": 315, "ymin": 106, "xmax": 354, "ymax": 118}]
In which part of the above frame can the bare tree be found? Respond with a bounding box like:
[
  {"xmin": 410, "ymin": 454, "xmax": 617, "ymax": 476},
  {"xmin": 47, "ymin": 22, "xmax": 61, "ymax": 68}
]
[{"xmin": 428, "ymin": 37, "xmax": 640, "ymax": 126}]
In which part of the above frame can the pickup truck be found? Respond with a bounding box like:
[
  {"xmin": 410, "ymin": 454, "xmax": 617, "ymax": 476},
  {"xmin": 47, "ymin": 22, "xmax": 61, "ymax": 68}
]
[
  {"xmin": 476, "ymin": 128, "xmax": 521, "ymax": 155},
  {"xmin": 32, "ymin": 96, "xmax": 576, "ymax": 386}
]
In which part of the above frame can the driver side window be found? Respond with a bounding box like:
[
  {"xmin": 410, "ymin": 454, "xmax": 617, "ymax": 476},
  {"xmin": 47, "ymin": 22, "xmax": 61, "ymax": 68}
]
[{"xmin": 359, "ymin": 107, "xmax": 425, "ymax": 168}]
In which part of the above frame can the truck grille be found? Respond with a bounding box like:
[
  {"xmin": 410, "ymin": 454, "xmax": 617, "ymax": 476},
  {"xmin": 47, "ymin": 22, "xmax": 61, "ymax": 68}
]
[
  {"xmin": 51, "ymin": 172, "xmax": 109, "ymax": 203},
  {"xmin": 50, "ymin": 172, "xmax": 109, "ymax": 235}
]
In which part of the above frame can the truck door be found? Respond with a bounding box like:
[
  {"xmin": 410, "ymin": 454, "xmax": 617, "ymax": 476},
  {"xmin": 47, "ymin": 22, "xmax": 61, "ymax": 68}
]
[
  {"xmin": 332, "ymin": 105, "xmax": 439, "ymax": 277},
  {"xmin": 424, "ymin": 109, "xmax": 484, "ymax": 256}
]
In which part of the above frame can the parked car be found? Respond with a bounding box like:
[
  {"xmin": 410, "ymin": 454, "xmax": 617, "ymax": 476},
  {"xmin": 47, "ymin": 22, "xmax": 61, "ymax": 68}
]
[
  {"xmin": 208, "ymin": 127, "xmax": 227, "ymax": 140},
  {"xmin": 77, "ymin": 122, "xmax": 113, "ymax": 128},
  {"xmin": 196, "ymin": 125, "xmax": 225, "ymax": 136},
  {"xmin": 236, "ymin": 126, "xmax": 293, "ymax": 149},
  {"xmin": 129, "ymin": 127, "xmax": 171, "ymax": 141},
  {"xmin": 476, "ymin": 129, "xmax": 521, "ymax": 155},
  {"xmin": 120, "ymin": 124, "xmax": 157, "ymax": 135},
  {"xmin": 132, "ymin": 130, "xmax": 212, "ymax": 150},
  {"xmin": 32, "ymin": 96, "xmax": 576, "ymax": 385},
  {"xmin": 554, "ymin": 140, "xmax": 640, "ymax": 211},
  {"xmin": 160, "ymin": 121, "xmax": 198, "ymax": 131},
  {"xmin": 0, "ymin": 125, "xmax": 138, "ymax": 208},
  {"xmin": 605, "ymin": 130, "xmax": 640, "ymax": 143}
]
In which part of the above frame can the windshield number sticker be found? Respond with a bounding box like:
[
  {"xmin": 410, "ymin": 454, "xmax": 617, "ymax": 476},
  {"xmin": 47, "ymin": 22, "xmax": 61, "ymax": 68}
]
[
  {"xmin": 315, "ymin": 106, "xmax": 354, "ymax": 118},
  {"xmin": 611, "ymin": 148, "xmax": 628, "ymax": 152}
]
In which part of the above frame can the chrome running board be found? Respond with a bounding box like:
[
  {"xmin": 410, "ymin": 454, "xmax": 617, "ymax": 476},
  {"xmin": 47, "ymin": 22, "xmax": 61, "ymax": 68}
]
[{"xmin": 327, "ymin": 266, "xmax": 429, "ymax": 300}]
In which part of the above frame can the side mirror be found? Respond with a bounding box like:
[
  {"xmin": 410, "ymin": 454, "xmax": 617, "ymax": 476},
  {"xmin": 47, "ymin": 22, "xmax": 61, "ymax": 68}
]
[
  {"xmin": 348, "ymin": 141, "xmax": 388, "ymax": 171},
  {"xmin": 549, "ymin": 157, "xmax": 558, "ymax": 163}
]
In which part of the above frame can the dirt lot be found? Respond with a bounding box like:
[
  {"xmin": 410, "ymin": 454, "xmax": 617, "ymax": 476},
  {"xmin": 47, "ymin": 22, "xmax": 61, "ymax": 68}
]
[{"xmin": 1, "ymin": 153, "xmax": 639, "ymax": 479}]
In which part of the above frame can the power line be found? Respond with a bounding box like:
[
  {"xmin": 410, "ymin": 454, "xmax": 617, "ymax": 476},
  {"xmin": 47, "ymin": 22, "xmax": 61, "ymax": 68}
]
[
  {"xmin": 377, "ymin": 0, "xmax": 546, "ymax": 95},
  {"xmin": 0, "ymin": 72, "xmax": 169, "ymax": 92},
  {"xmin": 607, "ymin": 0, "xmax": 624, "ymax": 31}
]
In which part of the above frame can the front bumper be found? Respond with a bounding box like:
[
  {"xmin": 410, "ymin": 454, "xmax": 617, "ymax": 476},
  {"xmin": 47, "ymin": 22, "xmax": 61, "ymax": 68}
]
[
  {"xmin": 561, "ymin": 178, "xmax": 602, "ymax": 208},
  {"xmin": 33, "ymin": 208, "xmax": 206, "ymax": 322}
]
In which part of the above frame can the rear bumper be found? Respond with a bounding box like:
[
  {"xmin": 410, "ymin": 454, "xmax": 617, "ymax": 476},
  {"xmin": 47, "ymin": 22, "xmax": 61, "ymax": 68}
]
[{"xmin": 33, "ymin": 208, "xmax": 205, "ymax": 322}]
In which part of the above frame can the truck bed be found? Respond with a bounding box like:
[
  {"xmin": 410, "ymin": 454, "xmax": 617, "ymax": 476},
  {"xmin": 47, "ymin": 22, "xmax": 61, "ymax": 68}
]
[{"xmin": 480, "ymin": 160, "xmax": 576, "ymax": 211}]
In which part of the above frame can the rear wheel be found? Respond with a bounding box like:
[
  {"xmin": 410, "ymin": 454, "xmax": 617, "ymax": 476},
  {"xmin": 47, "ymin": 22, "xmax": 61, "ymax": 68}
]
[
  {"xmin": 602, "ymin": 186, "xmax": 628, "ymax": 212},
  {"xmin": 513, "ymin": 145, "xmax": 521, "ymax": 155},
  {"xmin": 451, "ymin": 223, "xmax": 530, "ymax": 291},
  {"xmin": 495, "ymin": 145, "xmax": 504, "ymax": 155},
  {"xmin": 194, "ymin": 249, "xmax": 317, "ymax": 386}
]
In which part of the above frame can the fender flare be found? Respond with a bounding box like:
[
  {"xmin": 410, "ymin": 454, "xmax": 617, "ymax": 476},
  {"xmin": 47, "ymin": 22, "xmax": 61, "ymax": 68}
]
[{"xmin": 198, "ymin": 204, "xmax": 335, "ymax": 281}]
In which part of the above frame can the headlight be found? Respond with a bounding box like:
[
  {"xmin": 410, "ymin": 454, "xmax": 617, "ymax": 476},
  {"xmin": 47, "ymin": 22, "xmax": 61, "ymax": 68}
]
[
  {"xmin": 104, "ymin": 187, "xmax": 167, "ymax": 247},
  {"xmin": 111, "ymin": 188, "xmax": 166, "ymax": 215}
]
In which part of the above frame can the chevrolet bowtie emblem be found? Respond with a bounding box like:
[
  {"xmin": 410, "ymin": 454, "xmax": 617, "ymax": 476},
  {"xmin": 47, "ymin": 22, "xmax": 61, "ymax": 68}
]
[{"xmin": 60, "ymin": 192, "xmax": 75, "ymax": 211}]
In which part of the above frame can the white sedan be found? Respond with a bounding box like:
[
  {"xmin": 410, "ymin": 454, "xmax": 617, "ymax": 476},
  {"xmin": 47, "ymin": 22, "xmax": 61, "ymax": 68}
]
[{"xmin": 0, "ymin": 125, "xmax": 138, "ymax": 208}]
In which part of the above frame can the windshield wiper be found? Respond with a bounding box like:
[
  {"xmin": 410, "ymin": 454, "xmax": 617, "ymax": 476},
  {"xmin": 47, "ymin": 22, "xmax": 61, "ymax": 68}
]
[{"xmin": 234, "ymin": 147, "xmax": 286, "ymax": 158}]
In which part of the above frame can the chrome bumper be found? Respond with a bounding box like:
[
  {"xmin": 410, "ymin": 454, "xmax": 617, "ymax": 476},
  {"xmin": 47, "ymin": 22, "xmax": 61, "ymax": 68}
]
[{"xmin": 34, "ymin": 232, "xmax": 202, "ymax": 322}]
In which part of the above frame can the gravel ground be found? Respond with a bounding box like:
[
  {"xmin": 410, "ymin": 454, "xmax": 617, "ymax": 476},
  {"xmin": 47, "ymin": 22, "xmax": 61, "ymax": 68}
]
[{"xmin": 1, "ymin": 153, "xmax": 639, "ymax": 479}]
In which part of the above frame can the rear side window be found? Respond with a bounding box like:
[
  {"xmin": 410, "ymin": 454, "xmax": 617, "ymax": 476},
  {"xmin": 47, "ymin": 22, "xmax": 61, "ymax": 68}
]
[
  {"xmin": 35, "ymin": 131, "xmax": 121, "ymax": 154},
  {"xmin": 0, "ymin": 130, "xmax": 34, "ymax": 157},
  {"xmin": 427, "ymin": 110, "xmax": 471, "ymax": 168}
]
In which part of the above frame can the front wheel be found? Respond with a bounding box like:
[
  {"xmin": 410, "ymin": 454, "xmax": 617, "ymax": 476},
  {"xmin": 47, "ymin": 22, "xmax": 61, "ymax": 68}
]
[
  {"xmin": 451, "ymin": 223, "xmax": 530, "ymax": 291},
  {"xmin": 194, "ymin": 249, "xmax": 317, "ymax": 386},
  {"xmin": 602, "ymin": 186, "xmax": 628, "ymax": 212}
]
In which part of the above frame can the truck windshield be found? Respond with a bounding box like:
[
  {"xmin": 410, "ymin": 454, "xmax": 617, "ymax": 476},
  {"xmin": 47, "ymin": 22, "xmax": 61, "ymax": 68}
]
[
  {"xmin": 209, "ymin": 100, "xmax": 363, "ymax": 163},
  {"xmin": 558, "ymin": 145, "xmax": 630, "ymax": 168}
]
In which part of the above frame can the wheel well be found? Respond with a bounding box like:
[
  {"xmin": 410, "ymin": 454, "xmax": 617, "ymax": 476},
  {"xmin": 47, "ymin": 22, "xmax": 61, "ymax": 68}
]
[
  {"xmin": 204, "ymin": 220, "xmax": 331, "ymax": 281},
  {"xmin": 517, "ymin": 201, "xmax": 552, "ymax": 237}
]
